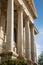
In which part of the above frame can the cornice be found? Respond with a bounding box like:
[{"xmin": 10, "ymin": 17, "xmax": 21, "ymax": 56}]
[{"xmin": 26, "ymin": 0, "xmax": 38, "ymax": 19}]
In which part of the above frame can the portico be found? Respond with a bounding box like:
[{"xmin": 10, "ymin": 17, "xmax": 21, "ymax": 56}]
[{"xmin": 0, "ymin": 0, "xmax": 38, "ymax": 65}]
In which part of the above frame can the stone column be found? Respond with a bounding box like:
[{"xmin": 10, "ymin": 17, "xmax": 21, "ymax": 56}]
[
  {"xmin": 25, "ymin": 19, "xmax": 31, "ymax": 61},
  {"xmin": 17, "ymin": 8, "xmax": 23, "ymax": 56},
  {"xmin": 6, "ymin": 0, "xmax": 14, "ymax": 52},
  {"xmin": 0, "ymin": 1, "xmax": 1, "ymax": 61},
  {"xmin": 23, "ymin": 27, "xmax": 25, "ymax": 56},
  {"xmin": 0, "ymin": 0, "xmax": 1, "ymax": 25},
  {"xmin": 0, "ymin": 0, "xmax": 1, "ymax": 15},
  {"xmin": 34, "ymin": 35, "xmax": 37, "ymax": 63},
  {"xmin": 30, "ymin": 24, "xmax": 35, "ymax": 62}
]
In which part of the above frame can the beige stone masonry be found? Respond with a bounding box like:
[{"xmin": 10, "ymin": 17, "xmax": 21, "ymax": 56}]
[{"xmin": 17, "ymin": 8, "xmax": 23, "ymax": 56}]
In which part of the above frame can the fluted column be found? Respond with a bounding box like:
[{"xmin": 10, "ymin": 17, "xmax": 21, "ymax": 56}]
[
  {"xmin": 17, "ymin": 8, "xmax": 23, "ymax": 56},
  {"xmin": 6, "ymin": 0, "xmax": 14, "ymax": 51},
  {"xmin": 0, "ymin": 0, "xmax": 1, "ymax": 15},
  {"xmin": 0, "ymin": 1, "xmax": 1, "ymax": 62},
  {"xmin": 25, "ymin": 19, "xmax": 31, "ymax": 60},
  {"xmin": 0, "ymin": 0, "xmax": 1, "ymax": 24},
  {"xmin": 23, "ymin": 27, "xmax": 25, "ymax": 56},
  {"xmin": 34, "ymin": 35, "xmax": 37, "ymax": 63},
  {"xmin": 30, "ymin": 25, "xmax": 35, "ymax": 62}
]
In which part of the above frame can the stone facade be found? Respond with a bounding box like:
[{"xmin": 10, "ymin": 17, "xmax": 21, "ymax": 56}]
[{"xmin": 0, "ymin": 0, "xmax": 38, "ymax": 65}]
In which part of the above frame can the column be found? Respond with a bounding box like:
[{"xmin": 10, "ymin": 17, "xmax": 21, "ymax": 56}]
[
  {"xmin": 17, "ymin": 8, "xmax": 23, "ymax": 56},
  {"xmin": 34, "ymin": 35, "xmax": 37, "ymax": 63},
  {"xmin": 0, "ymin": 0, "xmax": 1, "ymax": 25},
  {"xmin": 25, "ymin": 19, "xmax": 31, "ymax": 60},
  {"xmin": 23, "ymin": 27, "xmax": 25, "ymax": 56},
  {"xmin": 0, "ymin": 0, "xmax": 1, "ymax": 62},
  {"xmin": 0, "ymin": 15, "xmax": 5, "ymax": 49},
  {"xmin": 0, "ymin": 0, "xmax": 1, "ymax": 15},
  {"xmin": 6, "ymin": 0, "xmax": 14, "ymax": 51},
  {"xmin": 30, "ymin": 24, "xmax": 35, "ymax": 62}
]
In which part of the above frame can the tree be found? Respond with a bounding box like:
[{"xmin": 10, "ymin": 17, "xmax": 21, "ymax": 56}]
[{"xmin": 38, "ymin": 51, "xmax": 43, "ymax": 65}]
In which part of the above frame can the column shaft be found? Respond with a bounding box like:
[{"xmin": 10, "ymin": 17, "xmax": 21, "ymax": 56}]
[
  {"xmin": 34, "ymin": 35, "xmax": 37, "ymax": 63},
  {"xmin": 23, "ymin": 27, "xmax": 25, "ymax": 56},
  {"xmin": 31, "ymin": 25, "xmax": 35, "ymax": 62},
  {"xmin": 25, "ymin": 19, "xmax": 31, "ymax": 60},
  {"xmin": 0, "ymin": 0, "xmax": 1, "ymax": 25},
  {"xmin": 17, "ymin": 9, "xmax": 23, "ymax": 56},
  {"xmin": 6, "ymin": 0, "xmax": 14, "ymax": 51},
  {"xmin": 0, "ymin": 0, "xmax": 1, "ymax": 15}
]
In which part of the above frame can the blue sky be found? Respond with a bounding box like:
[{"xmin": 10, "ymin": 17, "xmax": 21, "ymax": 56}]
[{"xmin": 34, "ymin": 0, "xmax": 43, "ymax": 58}]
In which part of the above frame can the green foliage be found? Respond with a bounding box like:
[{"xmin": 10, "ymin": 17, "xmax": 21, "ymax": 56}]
[
  {"xmin": 0, "ymin": 56, "xmax": 28, "ymax": 65},
  {"xmin": 38, "ymin": 51, "xmax": 43, "ymax": 65}
]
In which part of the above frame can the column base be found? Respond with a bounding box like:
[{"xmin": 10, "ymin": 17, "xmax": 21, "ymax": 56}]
[
  {"xmin": 33, "ymin": 63, "xmax": 38, "ymax": 65},
  {"xmin": 31, "ymin": 60, "xmax": 37, "ymax": 65},
  {"xmin": 27, "ymin": 59, "xmax": 33, "ymax": 65},
  {"xmin": 0, "ymin": 51, "xmax": 18, "ymax": 62},
  {"xmin": 27, "ymin": 60, "xmax": 38, "ymax": 65}
]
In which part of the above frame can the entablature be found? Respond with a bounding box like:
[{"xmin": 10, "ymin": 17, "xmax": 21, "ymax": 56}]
[
  {"xmin": 34, "ymin": 26, "xmax": 39, "ymax": 35},
  {"xmin": 14, "ymin": 0, "xmax": 34, "ymax": 24},
  {"xmin": 26, "ymin": 0, "xmax": 38, "ymax": 19}
]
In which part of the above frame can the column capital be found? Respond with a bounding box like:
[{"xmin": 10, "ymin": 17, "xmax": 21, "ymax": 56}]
[
  {"xmin": 17, "ymin": 6, "xmax": 23, "ymax": 11},
  {"xmin": 30, "ymin": 23, "xmax": 34, "ymax": 29}
]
